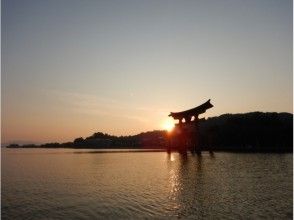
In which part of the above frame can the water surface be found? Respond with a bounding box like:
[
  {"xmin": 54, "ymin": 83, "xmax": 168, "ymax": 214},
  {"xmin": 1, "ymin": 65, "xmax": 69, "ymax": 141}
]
[{"xmin": 2, "ymin": 149, "xmax": 292, "ymax": 219}]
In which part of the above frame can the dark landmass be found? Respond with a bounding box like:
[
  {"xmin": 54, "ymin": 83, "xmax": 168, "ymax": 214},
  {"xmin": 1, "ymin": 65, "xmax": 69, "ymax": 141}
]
[{"xmin": 7, "ymin": 112, "xmax": 293, "ymax": 152}]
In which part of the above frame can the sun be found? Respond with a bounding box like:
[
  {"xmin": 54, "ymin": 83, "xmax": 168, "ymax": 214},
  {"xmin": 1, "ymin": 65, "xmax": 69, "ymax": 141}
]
[{"xmin": 162, "ymin": 118, "xmax": 175, "ymax": 132}]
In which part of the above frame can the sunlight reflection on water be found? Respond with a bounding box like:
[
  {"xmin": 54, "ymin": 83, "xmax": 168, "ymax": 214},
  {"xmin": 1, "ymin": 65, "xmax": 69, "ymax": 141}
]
[{"xmin": 2, "ymin": 149, "xmax": 293, "ymax": 219}]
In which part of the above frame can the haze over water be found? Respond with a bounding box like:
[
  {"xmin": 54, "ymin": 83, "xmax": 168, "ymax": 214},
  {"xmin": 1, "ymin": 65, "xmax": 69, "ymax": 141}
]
[
  {"xmin": 2, "ymin": 1, "xmax": 293, "ymax": 219},
  {"xmin": 2, "ymin": 149, "xmax": 292, "ymax": 219}
]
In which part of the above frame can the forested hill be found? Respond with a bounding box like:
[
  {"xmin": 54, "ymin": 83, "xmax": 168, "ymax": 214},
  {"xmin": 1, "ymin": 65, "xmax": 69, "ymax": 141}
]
[
  {"xmin": 198, "ymin": 112, "xmax": 292, "ymax": 152},
  {"xmin": 7, "ymin": 112, "xmax": 293, "ymax": 152}
]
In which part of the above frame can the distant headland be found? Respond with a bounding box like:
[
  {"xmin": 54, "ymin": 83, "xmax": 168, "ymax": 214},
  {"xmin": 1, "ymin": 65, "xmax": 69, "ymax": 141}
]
[{"xmin": 6, "ymin": 112, "xmax": 293, "ymax": 153}]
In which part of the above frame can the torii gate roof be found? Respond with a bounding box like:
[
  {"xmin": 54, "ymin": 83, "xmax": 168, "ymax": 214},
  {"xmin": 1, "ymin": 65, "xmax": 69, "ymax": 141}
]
[{"xmin": 169, "ymin": 99, "xmax": 213, "ymax": 120}]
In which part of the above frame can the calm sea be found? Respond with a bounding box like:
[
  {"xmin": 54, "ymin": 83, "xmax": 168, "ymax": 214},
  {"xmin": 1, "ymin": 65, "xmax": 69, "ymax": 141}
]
[{"xmin": 2, "ymin": 149, "xmax": 292, "ymax": 219}]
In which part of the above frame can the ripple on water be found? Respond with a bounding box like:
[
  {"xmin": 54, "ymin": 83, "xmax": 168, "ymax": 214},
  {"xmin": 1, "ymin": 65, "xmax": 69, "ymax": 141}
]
[{"xmin": 2, "ymin": 150, "xmax": 293, "ymax": 219}]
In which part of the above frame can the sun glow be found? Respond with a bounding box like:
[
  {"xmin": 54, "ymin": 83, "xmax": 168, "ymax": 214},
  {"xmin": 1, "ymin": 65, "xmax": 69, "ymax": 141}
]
[{"xmin": 162, "ymin": 118, "xmax": 175, "ymax": 132}]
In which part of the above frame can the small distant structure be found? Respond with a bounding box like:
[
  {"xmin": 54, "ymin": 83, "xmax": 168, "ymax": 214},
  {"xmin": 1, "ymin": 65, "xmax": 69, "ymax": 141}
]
[{"xmin": 168, "ymin": 99, "xmax": 213, "ymax": 154}]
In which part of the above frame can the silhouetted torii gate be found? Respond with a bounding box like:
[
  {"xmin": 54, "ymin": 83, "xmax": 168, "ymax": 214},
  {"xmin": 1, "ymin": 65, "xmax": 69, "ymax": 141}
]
[{"xmin": 168, "ymin": 99, "xmax": 213, "ymax": 153}]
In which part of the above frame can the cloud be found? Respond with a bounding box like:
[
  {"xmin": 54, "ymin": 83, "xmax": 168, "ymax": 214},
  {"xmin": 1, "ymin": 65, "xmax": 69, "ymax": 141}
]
[{"xmin": 50, "ymin": 90, "xmax": 151, "ymax": 123}]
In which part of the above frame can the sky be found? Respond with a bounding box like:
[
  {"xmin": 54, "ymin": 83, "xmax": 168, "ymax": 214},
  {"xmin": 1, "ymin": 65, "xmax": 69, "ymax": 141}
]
[{"xmin": 2, "ymin": 0, "xmax": 293, "ymax": 144}]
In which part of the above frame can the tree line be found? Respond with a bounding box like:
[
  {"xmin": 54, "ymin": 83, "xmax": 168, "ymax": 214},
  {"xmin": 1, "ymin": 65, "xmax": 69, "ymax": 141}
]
[{"xmin": 7, "ymin": 112, "xmax": 292, "ymax": 152}]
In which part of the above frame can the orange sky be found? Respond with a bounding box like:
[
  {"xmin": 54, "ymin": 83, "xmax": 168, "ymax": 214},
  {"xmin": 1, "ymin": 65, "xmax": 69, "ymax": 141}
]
[{"xmin": 2, "ymin": 0, "xmax": 292, "ymax": 144}]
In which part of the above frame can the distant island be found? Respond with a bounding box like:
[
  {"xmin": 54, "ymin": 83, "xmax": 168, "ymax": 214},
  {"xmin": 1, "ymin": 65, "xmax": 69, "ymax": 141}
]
[{"xmin": 7, "ymin": 112, "xmax": 293, "ymax": 153}]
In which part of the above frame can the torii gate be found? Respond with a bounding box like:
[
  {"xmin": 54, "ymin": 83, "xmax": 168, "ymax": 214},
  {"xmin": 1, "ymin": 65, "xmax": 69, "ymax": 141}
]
[{"xmin": 168, "ymin": 99, "xmax": 213, "ymax": 153}]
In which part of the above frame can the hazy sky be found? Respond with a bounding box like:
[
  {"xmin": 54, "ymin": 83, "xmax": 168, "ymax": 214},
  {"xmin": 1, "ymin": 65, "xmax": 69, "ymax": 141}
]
[{"xmin": 2, "ymin": 0, "xmax": 292, "ymax": 144}]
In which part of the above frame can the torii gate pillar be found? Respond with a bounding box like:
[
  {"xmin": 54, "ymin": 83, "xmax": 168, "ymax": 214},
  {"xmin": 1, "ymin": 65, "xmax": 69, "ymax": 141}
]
[{"xmin": 168, "ymin": 99, "xmax": 213, "ymax": 153}]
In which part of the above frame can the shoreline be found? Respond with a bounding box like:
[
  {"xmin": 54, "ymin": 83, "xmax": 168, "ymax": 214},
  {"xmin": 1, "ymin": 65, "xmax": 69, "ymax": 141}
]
[{"xmin": 4, "ymin": 147, "xmax": 292, "ymax": 154}]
